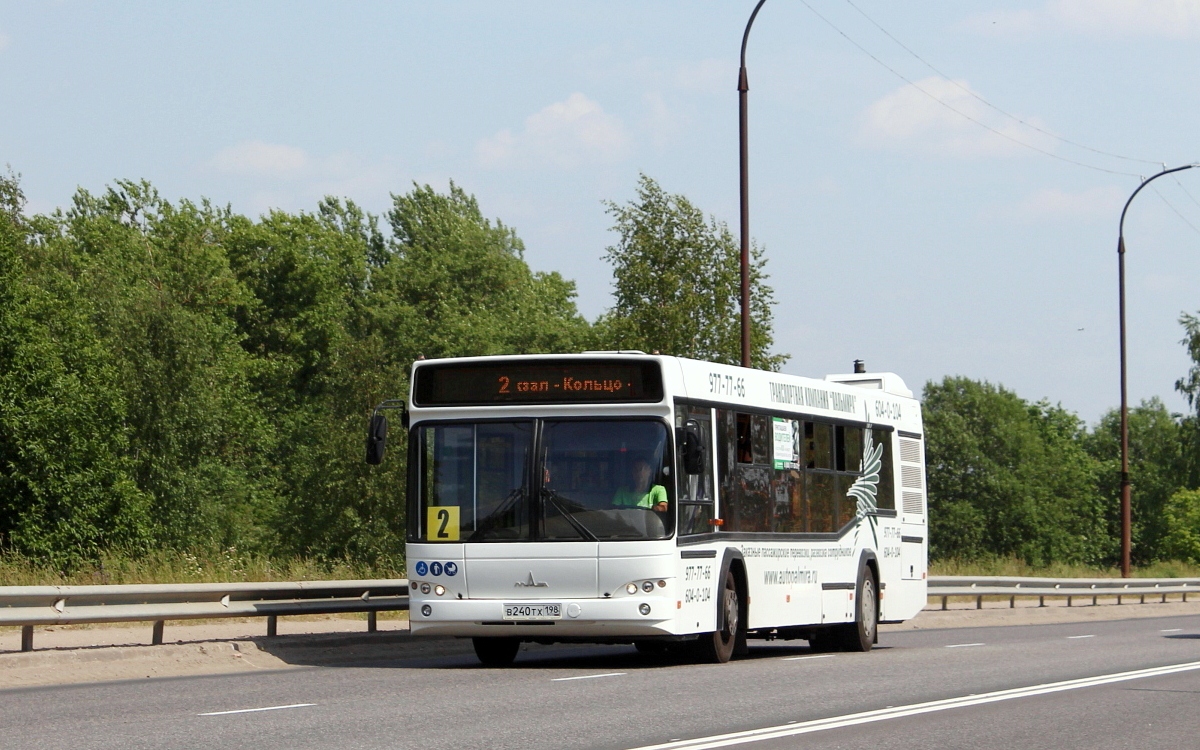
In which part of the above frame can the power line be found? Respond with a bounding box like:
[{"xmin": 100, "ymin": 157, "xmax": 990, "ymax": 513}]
[
  {"xmin": 841, "ymin": 0, "xmax": 1162, "ymax": 168},
  {"xmin": 1172, "ymin": 175, "xmax": 1200, "ymax": 212},
  {"xmin": 795, "ymin": 0, "xmax": 1142, "ymax": 177},
  {"xmin": 1150, "ymin": 184, "xmax": 1200, "ymax": 236}
]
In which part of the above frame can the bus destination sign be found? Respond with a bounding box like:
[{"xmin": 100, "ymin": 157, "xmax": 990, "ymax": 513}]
[{"xmin": 413, "ymin": 359, "xmax": 664, "ymax": 406}]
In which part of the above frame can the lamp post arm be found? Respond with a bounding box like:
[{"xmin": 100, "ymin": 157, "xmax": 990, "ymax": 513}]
[
  {"xmin": 1119, "ymin": 164, "xmax": 1195, "ymax": 242},
  {"xmin": 740, "ymin": 0, "xmax": 767, "ymax": 71}
]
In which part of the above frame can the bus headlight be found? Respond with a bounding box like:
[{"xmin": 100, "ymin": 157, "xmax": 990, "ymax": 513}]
[
  {"xmin": 420, "ymin": 583, "xmax": 431, "ymax": 595},
  {"xmin": 434, "ymin": 584, "xmax": 446, "ymax": 596},
  {"xmin": 639, "ymin": 603, "xmax": 651, "ymax": 616},
  {"xmin": 625, "ymin": 583, "xmax": 638, "ymax": 595},
  {"xmin": 421, "ymin": 604, "xmax": 432, "ymax": 617},
  {"xmin": 642, "ymin": 581, "xmax": 654, "ymax": 593}
]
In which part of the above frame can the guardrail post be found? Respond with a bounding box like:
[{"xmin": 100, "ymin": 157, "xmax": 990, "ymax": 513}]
[
  {"xmin": 21, "ymin": 626, "xmax": 33, "ymax": 652},
  {"xmin": 368, "ymin": 611, "xmax": 377, "ymax": 633},
  {"xmin": 1038, "ymin": 596, "xmax": 1044, "ymax": 607},
  {"xmin": 152, "ymin": 620, "xmax": 165, "ymax": 645},
  {"xmin": 1009, "ymin": 596, "xmax": 1015, "ymax": 609},
  {"xmin": 1092, "ymin": 595, "xmax": 1097, "ymax": 606},
  {"xmin": 1140, "ymin": 594, "xmax": 1145, "ymax": 604},
  {"xmin": 1118, "ymin": 594, "xmax": 1123, "ymax": 605},
  {"xmin": 1067, "ymin": 596, "xmax": 1073, "ymax": 607},
  {"xmin": 1185, "ymin": 591, "xmax": 1189, "ymax": 603},
  {"xmin": 1161, "ymin": 593, "xmax": 1166, "ymax": 604},
  {"xmin": 267, "ymin": 615, "xmax": 277, "ymax": 637},
  {"xmin": 976, "ymin": 595, "xmax": 982, "ymax": 610},
  {"xmin": 941, "ymin": 596, "xmax": 947, "ymax": 611}
]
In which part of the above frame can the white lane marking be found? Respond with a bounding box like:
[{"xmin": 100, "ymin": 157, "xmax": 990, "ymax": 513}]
[
  {"xmin": 1067, "ymin": 635, "xmax": 1095, "ymax": 639},
  {"xmin": 625, "ymin": 660, "xmax": 1200, "ymax": 750},
  {"xmin": 552, "ymin": 672, "xmax": 626, "ymax": 682},
  {"xmin": 1161, "ymin": 629, "xmax": 1183, "ymax": 633},
  {"xmin": 199, "ymin": 703, "xmax": 315, "ymax": 716},
  {"xmin": 782, "ymin": 654, "xmax": 835, "ymax": 661},
  {"xmin": 944, "ymin": 642, "xmax": 984, "ymax": 648}
]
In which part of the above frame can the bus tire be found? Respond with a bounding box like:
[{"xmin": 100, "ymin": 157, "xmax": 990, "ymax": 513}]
[
  {"xmin": 472, "ymin": 636, "xmax": 520, "ymax": 666},
  {"xmin": 836, "ymin": 567, "xmax": 877, "ymax": 652},
  {"xmin": 697, "ymin": 569, "xmax": 740, "ymax": 663}
]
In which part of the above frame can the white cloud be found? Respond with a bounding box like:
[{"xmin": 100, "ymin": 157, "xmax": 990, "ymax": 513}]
[
  {"xmin": 212, "ymin": 140, "xmax": 309, "ymax": 177},
  {"xmin": 641, "ymin": 92, "xmax": 684, "ymax": 148},
  {"xmin": 207, "ymin": 141, "xmax": 405, "ymax": 214},
  {"xmin": 476, "ymin": 93, "xmax": 631, "ymax": 170},
  {"xmin": 966, "ymin": 1, "xmax": 1200, "ymax": 38},
  {"xmin": 858, "ymin": 76, "xmax": 1053, "ymax": 158},
  {"xmin": 1013, "ymin": 185, "xmax": 1126, "ymax": 220}
]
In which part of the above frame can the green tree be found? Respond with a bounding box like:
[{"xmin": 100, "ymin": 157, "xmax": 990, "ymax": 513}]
[
  {"xmin": 1162, "ymin": 488, "xmax": 1200, "ymax": 563},
  {"xmin": 1177, "ymin": 312, "xmax": 1200, "ymax": 489},
  {"xmin": 595, "ymin": 174, "xmax": 787, "ymax": 370},
  {"xmin": 0, "ymin": 173, "xmax": 150, "ymax": 566},
  {"xmin": 1085, "ymin": 399, "xmax": 1187, "ymax": 562},
  {"xmin": 371, "ymin": 182, "xmax": 591, "ymax": 361},
  {"xmin": 29, "ymin": 181, "xmax": 279, "ymax": 554},
  {"xmin": 225, "ymin": 199, "xmax": 404, "ymax": 563},
  {"xmin": 923, "ymin": 376, "xmax": 1110, "ymax": 565}
]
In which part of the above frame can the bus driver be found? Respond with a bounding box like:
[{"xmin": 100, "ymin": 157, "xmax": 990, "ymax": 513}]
[{"xmin": 612, "ymin": 458, "xmax": 668, "ymax": 512}]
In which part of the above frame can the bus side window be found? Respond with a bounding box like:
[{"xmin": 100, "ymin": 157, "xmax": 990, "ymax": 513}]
[
  {"xmin": 676, "ymin": 405, "xmax": 715, "ymax": 536},
  {"xmin": 750, "ymin": 414, "xmax": 771, "ymax": 465},
  {"xmin": 806, "ymin": 422, "xmax": 833, "ymax": 470},
  {"xmin": 872, "ymin": 428, "xmax": 895, "ymax": 510},
  {"xmin": 736, "ymin": 413, "xmax": 753, "ymax": 464}
]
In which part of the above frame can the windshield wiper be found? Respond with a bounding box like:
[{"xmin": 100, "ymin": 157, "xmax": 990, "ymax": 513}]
[
  {"xmin": 468, "ymin": 486, "xmax": 527, "ymax": 542},
  {"xmin": 542, "ymin": 488, "xmax": 598, "ymax": 541}
]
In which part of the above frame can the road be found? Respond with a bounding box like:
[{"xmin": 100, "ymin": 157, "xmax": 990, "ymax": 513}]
[{"xmin": 2, "ymin": 614, "xmax": 1198, "ymax": 750}]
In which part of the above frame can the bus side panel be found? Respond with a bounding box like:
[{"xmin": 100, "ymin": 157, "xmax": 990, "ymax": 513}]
[
  {"xmin": 741, "ymin": 549, "xmax": 823, "ymax": 630},
  {"xmin": 677, "ymin": 553, "xmax": 718, "ymax": 634}
]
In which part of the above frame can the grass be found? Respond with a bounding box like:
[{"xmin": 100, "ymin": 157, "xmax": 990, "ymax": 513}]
[
  {"xmin": 930, "ymin": 557, "xmax": 1200, "ymax": 579},
  {"xmin": 4, "ymin": 550, "xmax": 1199, "ymax": 587},
  {"xmin": 0, "ymin": 549, "xmax": 404, "ymax": 587}
]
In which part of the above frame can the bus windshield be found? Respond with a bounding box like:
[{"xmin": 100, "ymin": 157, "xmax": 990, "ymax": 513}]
[{"xmin": 414, "ymin": 419, "xmax": 673, "ymax": 543}]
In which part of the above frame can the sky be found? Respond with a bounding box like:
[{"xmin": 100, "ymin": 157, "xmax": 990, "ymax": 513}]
[{"xmin": 3, "ymin": 1, "xmax": 1200, "ymax": 424}]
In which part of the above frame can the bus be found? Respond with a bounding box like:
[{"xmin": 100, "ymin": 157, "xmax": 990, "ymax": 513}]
[{"xmin": 366, "ymin": 353, "xmax": 927, "ymax": 666}]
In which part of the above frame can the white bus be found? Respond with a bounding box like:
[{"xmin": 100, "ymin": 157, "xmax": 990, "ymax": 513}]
[{"xmin": 366, "ymin": 353, "xmax": 927, "ymax": 666}]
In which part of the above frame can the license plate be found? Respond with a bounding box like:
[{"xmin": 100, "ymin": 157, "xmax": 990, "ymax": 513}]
[{"xmin": 503, "ymin": 603, "xmax": 562, "ymax": 620}]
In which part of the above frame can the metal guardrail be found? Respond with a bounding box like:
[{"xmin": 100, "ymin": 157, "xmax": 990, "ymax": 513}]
[
  {"xmin": 928, "ymin": 575, "xmax": 1200, "ymax": 610},
  {"xmin": 3, "ymin": 575, "xmax": 1195, "ymax": 654},
  {"xmin": 0, "ymin": 579, "xmax": 408, "ymax": 652}
]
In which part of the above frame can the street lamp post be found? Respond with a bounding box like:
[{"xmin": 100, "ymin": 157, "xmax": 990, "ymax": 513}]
[
  {"xmin": 1116, "ymin": 163, "xmax": 1195, "ymax": 577},
  {"xmin": 738, "ymin": 0, "xmax": 767, "ymax": 369}
]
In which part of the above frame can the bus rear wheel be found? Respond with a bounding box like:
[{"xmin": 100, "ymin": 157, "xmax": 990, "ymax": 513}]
[
  {"xmin": 472, "ymin": 636, "xmax": 520, "ymax": 666},
  {"xmin": 696, "ymin": 569, "xmax": 740, "ymax": 663},
  {"xmin": 834, "ymin": 568, "xmax": 877, "ymax": 652}
]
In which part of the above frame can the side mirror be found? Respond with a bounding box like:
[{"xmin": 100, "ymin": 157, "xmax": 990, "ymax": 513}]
[
  {"xmin": 678, "ymin": 420, "xmax": 706, "ymax": 475},
  {"xmin": 366, "ymin": 413, "xmax": 388, "ymax": 465}
]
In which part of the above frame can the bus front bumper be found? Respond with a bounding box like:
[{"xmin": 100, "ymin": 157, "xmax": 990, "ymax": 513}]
[{"xmin": 408, "ymin": 596, "xmax": 680, "ymax": 638}]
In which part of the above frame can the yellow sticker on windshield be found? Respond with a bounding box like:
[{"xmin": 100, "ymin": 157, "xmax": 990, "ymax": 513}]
[{"xmin": 427, "ymin": 506, "xmax": 460, "ymax": 541}]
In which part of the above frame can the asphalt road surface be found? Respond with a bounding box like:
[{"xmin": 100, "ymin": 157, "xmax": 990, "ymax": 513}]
[{"xmin": 3, "ymin": 614, "xmax": 1198, "ymax": 750}]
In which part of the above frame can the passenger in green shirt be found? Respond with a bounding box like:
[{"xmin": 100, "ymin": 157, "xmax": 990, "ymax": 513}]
[{"xmin": 612, "ymin": 459, "xmax": 668, "ymax": 511}]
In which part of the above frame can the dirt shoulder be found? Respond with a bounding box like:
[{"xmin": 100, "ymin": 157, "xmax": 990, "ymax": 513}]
[{"xmin": 3, "ymin": 599, "xmax": 1199, "ymax": 690}]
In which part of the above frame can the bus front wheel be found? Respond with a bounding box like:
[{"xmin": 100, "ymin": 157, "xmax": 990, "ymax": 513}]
[
  {"xmin": 472, "ymin": 636, "xmax": 520, "ymax": 666},
  {"xmin": 697, "ymin": 569, "xmax": 740, "ymax": 663}
]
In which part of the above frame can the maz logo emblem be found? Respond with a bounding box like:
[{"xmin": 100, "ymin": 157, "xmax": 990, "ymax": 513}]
[{"xmin": 514, "ymin": 572, "xmax": 548, "ymax": 588}]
